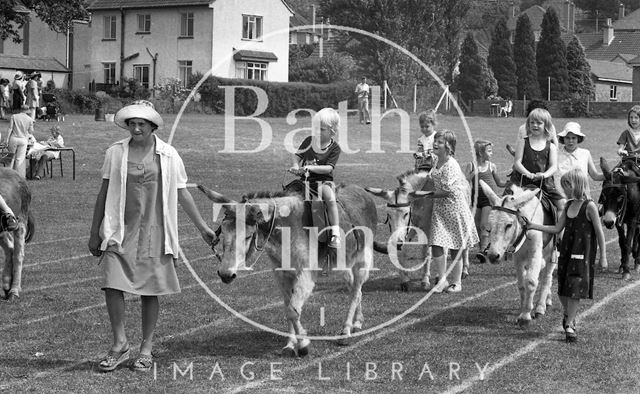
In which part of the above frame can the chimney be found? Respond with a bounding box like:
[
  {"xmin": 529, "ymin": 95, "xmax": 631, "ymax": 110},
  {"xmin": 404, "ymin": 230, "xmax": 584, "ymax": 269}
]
[
  {"xmin": 619, "ymin": 3, "xmax": 625, "ymax": 20},
  {"xmin": 603, "ymin": 18, "xmax": 614, "ymax": 45},
  {"xmin": 311, "ymin": 4, "xmax": 316, "ymax": 33}
]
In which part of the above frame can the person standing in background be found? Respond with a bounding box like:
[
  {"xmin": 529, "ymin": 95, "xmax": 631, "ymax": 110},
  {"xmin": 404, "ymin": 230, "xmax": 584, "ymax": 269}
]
[{"xmin": 355, "ymin": 76, "xmax": 371, "ymax": 125}]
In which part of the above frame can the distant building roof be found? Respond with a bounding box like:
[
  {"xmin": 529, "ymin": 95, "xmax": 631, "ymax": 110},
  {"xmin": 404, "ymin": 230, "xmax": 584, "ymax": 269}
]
[
  {"xmin": 89, "ymin": 0, "xmax": 293, "ymax": 13},
  {"xmin": 613, "ymin": 8, "xmax": 640, "ymax": 31},
  {"xmin": 87, "ymin": 0, "xmax": 211, "ymax": 9},
  {"xmin": 0, "ymin": 55, "xmax": 69, "ymax": 73},
  {"xmin": 588, "ymin": 59, "xmax": 632, "ymax": 83},
  {"xmin": 565, "ymin": 31, "xmax": 640, "ymax": 62},
  {"xmin": 507, "ymin": 5, "xmax": 546, "ymax": 32}
]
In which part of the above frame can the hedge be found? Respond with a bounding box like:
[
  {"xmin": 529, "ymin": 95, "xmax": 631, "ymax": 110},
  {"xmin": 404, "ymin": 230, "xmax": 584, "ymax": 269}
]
[{"xmin": 193, "ymin": 76, "xmax": 358, "ymax": 117}]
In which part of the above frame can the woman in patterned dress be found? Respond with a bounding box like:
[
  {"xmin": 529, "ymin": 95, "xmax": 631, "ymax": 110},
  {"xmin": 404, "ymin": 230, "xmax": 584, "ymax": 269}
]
[
  {"xmin": 425, "ymin": 130, "xmax": 479, "ymax": 293},
  {"xmin": 88, "ymin": 101, "xmax": 216, "ymax": 372}
]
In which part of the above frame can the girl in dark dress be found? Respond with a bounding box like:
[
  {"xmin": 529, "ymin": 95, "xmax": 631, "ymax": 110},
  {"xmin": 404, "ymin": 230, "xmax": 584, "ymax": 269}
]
[{"xmin": 524, "ymin": 169, "xmax": 608, "ymax": 342}]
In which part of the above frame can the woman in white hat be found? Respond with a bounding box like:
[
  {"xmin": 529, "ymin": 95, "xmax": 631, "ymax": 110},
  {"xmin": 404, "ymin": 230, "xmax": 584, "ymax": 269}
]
[
  {"xmin": 556, "ymin": 121, "xmax": 605, "ymax": 197},
  {"xmin": 11, "ymin": 71, "xmax": 26, "ymax": 112},
  {"xmin": 88, "ymin": 100, "xmax": 216, "ymax": 372}
]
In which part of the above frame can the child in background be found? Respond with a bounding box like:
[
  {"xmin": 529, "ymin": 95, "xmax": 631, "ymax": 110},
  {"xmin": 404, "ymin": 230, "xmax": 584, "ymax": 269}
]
[
  {"xmin": 414, "ymin": 110, "xmax": 437, "ymax": 171},
  {"xmin": 466, "ymin": 140, "xmax": 507, "ymax": 263},
  {"xmin": 423, "ymin": 130, "xmax": 478, "ymax": 293},
  {"xmin": 524, "ymin": 169, "xmax": 607, "ymax": 343},
  {"xmin": 291, "ymin": 108, "xmax": 342, "ymax": 248},
  {"xmin": 616, "ymin": 105, "xmax": 640, "ymax": 157},
  {"xmin": 556, "ymin": 122, "xmax": 604, "ymax": 198}
]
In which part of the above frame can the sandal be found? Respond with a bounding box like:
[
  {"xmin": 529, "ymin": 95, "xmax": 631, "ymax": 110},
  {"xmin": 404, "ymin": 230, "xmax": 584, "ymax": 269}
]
[
  {"xmin": 98, "ymin": 346, "xmax": 131, "ymax": 372},
  {"xmin": 130, "ymin": 353, "xmax": 153, "ymax": 372}
]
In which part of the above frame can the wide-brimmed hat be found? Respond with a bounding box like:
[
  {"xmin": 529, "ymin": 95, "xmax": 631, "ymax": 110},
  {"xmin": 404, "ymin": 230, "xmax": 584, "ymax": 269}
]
[
  {"xmin": 30, "ymin": 72, "xmax": 41, "ymax": 79},
  {"xmin": 14, "ymin": 71, "xmax": 23, "ymax": 80},
  {"xmin": 558, "ymin": 121, "xmax": 585, "ymax": 144},
  {"xmin": 114, "ymin": 100, "xmax": 163, "ymax": 130}
]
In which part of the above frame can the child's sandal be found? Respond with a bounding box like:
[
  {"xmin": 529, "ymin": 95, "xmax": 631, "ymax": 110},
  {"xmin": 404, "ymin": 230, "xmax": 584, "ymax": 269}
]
[{"xmin": 130, "ymin": 353, "xmax": 153, "ymax": 372}]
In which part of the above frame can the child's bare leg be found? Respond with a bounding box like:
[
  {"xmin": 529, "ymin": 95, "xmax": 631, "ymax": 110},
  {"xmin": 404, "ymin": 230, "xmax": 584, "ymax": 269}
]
[{"xmin": 321, "ymin": 184, "xmax": 340, "ymax": 247}]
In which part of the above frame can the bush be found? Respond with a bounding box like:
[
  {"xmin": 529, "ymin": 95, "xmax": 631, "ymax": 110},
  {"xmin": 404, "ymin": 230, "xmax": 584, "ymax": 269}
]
[
  {"xmin": 50, "ymin": 89, "xmax": 128, "ymax": 114},
  {"xmin": 189, "ymin": 76, "xmax": 357, "ymax": 117}
]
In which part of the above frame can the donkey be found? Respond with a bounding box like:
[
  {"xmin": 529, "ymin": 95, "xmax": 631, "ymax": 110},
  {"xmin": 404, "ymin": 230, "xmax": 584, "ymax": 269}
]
[
  {"xmin": 365, "ymin": 170, "xmax": 434, "ymax": 291},
  {"xmin": 599, "ymin": 157, "xmax": 640, "ymax": 280},
  {"xmin": 198, "ymin": 183, "xmax": 378, "ymax": 357},
  {"xmin": 0, "ymin": 168, "xmax": 35, "ymax": 300},
  {"xmin": 480, "ymin": 181, "xmax": 556, "ymax": 327}
]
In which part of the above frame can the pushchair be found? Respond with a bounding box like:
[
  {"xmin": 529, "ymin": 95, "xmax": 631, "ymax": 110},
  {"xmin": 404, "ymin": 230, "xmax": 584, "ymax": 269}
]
[{"xmin": 39, "ymin": 93, "xmax": 64, "ymax": 122}]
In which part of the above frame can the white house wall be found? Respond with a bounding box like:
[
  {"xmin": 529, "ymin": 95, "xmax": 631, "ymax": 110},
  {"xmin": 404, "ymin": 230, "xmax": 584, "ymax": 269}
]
[
  {"xmin": 87, "ymin": 6, "xmax": 213, "ymax": 87},
  {"xmin": 2, "ymin": 13, "xmax": 67, "ymax": 63},
  {"xmin": 211, "ymin": 0, "xmax": 291, "ymax": 82},
  {"xmin": 594, "ymin": 81, "xmax": 632, "ymax": 102}
]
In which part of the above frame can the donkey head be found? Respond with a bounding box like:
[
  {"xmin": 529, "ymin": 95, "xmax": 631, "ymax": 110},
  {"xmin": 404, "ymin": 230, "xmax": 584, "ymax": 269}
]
[
  {"xmin": 480, "ymin": 180, "xmax": 540, "ymax": 263},
  {"xmin": 365, "ymin": 171, "xmax": 431, "ymax": 246},
  {"xmin": 198, "ymin": 185, "xmax": 274, "ymax": 284}
]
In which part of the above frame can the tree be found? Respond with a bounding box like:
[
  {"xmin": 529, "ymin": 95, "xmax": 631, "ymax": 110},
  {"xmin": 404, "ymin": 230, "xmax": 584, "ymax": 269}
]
[
  {"xmin": 536, "ymin": 8, "xmax": 569, "ymax": 100},
  {"xmin": 566, "ymin": 36, "xmax": 594, "ymax": 100},
  {"xmin": 520, "ymin": 0, "xmax": 545, "ymax": 10},
  {"xmin": 320, "ymin": 0, "xmax": 470, "ymax": 87},
  {"xmin": 0, "ymin": 0, "xmax": 89, "ymax": 43},
  {"xmin": 487, "ymin": 18, "xmax": 517, "ymax": 99},
  {"xmin": 481, "ymin": 57, "xmax": 498, "ymax": 98},
  {"xmin": 454, "ymin": 33, "xmax": 484, "ymax": 103},
  {"xmin": 289, "ymin": 52, "xmax": 356, "ymax": 83},
  {"xmin": 513, "ymin": 14, "xmax": 541, "ymax": 99}
]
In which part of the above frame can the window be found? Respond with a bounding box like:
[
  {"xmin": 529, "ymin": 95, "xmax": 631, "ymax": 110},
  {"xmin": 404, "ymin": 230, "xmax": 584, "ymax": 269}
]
[
  {"xmin": 104, "ymin": 16, "xmax": 116, "ymax": 40},
  {"xmin": 242, "ymin": 15, "xmax": 262, "ymax": 40},
  {"xmin": 235, "ymin": 61, "xmax": 268, "ymax": 80},
  {"xmin": 133, "ymin": 64, "xmax": 150, "ymax": 88},
  {"xmin": 180, "ymin": 13, "xmax": 194, "ymax": 37},
  {"xmin": 103, "ymin": 63, "xmax": 116, "ymax": 84},
  {"xmin": 610, "ymin": 85, "xmax": 618, "ymax": 101},
  {"xmin": 178, "ymin": 60, "xmax": 193, "ymax": 87},
  {"xmin": 137, "ymin": 14, "xmax": 151, "ymax": 33}
]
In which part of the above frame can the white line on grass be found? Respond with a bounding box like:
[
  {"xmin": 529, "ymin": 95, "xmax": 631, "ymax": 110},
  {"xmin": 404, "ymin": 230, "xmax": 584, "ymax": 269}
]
[
  {"xmin": 1, "ymin": 258, "xmax": 269, "ymax": 331},
  {"xmin": 226, "ymin": 280, "xmax": 517, "ymax": 394},
  {"xmin": 441, "ymin": 279, "xmax": 640, "ymax": 394}
]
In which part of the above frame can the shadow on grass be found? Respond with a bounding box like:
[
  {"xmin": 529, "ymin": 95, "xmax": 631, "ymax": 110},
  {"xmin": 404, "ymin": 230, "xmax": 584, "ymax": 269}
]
[{"xmin": 0, "ymin": 356, "xmax": 91, "ymax": 372}]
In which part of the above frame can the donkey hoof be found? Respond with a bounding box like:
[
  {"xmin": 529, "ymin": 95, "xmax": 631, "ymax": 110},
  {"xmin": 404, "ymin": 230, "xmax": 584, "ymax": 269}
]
[
  {"xmin": 622, "ymin": 272, "xmax": 632, "ymax": 281},
  {"xmin": 517, "ymin": 318, "xmax": 530, "ymax": 328},
  {"xmin": 336, "ymin": 331, "xmax": 352, "ymax": 347},
  {"xmin": 533, "ymin": 312, "xmax": 544, "ymax": 319},
  {"xmin": 281, "ymin": 346, "xmax": 297, "ymax": 358},
  {"xmin": 400, "ymin": 282, "xmax": 409, "ymax": 292},
  {"xmin": 5, "ymin": 291, "xmax": 19, "ymax": 302},
  {"xmin": 297, "ymin": 345, "xmax": 310, "ymax": 358},
  {"xmin": 461, "ymin": 270, "xmax": 469, "ymax": 280}
]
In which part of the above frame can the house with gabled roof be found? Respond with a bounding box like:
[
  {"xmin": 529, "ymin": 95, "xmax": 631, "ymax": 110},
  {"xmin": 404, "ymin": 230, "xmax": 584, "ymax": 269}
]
[
  {"xmin": 587, "ymin": 59, "xmax": 633, "ymax": 102},
  {"xmin": 0, "ymin": 0, "xmax": 72, "ymax": 87},
  {"xmin": 80, "ymin": 0, "xmax": 293, "ymax": 92}
]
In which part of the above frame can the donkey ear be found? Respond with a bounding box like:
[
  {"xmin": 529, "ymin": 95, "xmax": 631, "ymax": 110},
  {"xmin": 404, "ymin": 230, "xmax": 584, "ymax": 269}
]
[
  {"xmin": 365, "ymin": 187, "xmax": 394, "ymax": 200},
  {"xmin": 198, "ymin": 185, "xmax": 237, "ymax": 204},
  {"xmin": 408, "ymin": 190, "xmax": 433, "ymax": 200},
  {"xmin": 513, "ymin": 188, "xmax": 540, "ymax": 207},
  {"xmin": 479, "ymin": 180, "xmax": 500, "ymax": 206},
  {"xmin": 600, "ymin": 157, "xmax": 611, "ymax": 176}
]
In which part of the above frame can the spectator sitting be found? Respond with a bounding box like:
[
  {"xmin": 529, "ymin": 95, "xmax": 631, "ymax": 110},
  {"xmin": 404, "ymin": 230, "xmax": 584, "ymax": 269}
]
[{"xmin": 30, "ymin": 125, "xmax": 64, "ymax": 180}]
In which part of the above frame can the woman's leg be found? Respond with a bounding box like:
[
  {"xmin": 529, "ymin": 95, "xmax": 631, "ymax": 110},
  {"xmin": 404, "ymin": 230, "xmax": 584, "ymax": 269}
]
[
  {"xmin": 431, "ymin": 246, "xmax": 448, "ymax": 291},
  {"xmin": 9, "ymin": 136, "xmax": 28, "ymax": 178},
  {"xmin": 104, "ymin": 289, "xmax": 128, "ymax": 351},
  {"xmin": 447, "ymin": 248, "xmax": 463, "ymax": 292},
  {"xmin": 140, "ymin": 295, "xmax": 159, "ymax": 356},
  {"xmin": 320, "ymin": 184, "xmax": 340, "ymax": 247}
]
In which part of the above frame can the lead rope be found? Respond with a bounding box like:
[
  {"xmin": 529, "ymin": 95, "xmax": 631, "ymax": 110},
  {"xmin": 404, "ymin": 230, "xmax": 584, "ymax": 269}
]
[{"xmin": 246, "ymin": 198, "xmax": 278, "ymax": 270}]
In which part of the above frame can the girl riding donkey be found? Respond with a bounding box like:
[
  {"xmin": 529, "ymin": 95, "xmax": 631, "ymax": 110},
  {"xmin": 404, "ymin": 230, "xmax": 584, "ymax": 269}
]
[
  {"xmin": 290, "ymin": 108, "xmax": 342, "ymax": 248},
  {"xmin": 511, "ymin": 108, "xmax": 565, "ymax": 264}
]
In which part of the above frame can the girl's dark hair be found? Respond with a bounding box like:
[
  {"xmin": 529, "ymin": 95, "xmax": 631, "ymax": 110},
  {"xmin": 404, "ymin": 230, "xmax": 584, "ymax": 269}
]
[{"xmin": 434, "ymin": 129, "xmax": 456, "ymax": 156}]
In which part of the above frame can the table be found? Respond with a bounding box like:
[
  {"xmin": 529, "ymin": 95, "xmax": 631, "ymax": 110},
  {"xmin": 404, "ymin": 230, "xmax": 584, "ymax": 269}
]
[
  {"xmin": 29, "ymin": 147, "xmax": 76, "ymax": 180},
  {"xmin": 490, "ymin": 103, "xmax": 501, "ymax": 117}
]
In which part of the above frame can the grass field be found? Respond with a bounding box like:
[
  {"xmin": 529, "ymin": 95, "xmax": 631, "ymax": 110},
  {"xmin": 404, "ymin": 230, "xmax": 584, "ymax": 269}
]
[{"xmin": 1, "ymin": 112, "xmax": 639, "ymax": 393}]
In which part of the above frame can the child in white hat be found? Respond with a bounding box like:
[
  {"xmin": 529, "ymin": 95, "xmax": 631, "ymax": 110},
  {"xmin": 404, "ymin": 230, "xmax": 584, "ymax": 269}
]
[{"xmin": 556, "ymin": 121, "xmax": 604, "ymax": 198}]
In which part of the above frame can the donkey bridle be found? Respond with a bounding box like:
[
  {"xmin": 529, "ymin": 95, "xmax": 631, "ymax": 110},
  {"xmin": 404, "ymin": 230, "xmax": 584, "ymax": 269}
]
[
  {"xmin": 384, "ymin": 189, "xmax": 412, "ymax": 249},
  {"xmin": 490, "ymin": 204, "xmax": 528, "ymax": 254}
]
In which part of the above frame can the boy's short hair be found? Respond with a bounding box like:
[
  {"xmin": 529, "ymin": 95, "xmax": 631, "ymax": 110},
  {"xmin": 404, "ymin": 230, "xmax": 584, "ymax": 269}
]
[
  {"xmin": 313, "ymin": 107, "xmax": 340, "ymax": 132},
  {"xmin": 560, "ymin": 168, "xmax": 588, "ymax": 200},
  {"xmin": 418, "ymin": 109, "xmax": 437, "ymax": 126},
  {"xmin": 474, "ymin": 139, "xmax": 492, "ymax": 159},
  {"xmin": 628, "ymin": 105, "xmax": 640, "ymax": 128},
  {"xmin": 434, "ymin": 129, "xmax": 456, "ymax": 156},
  {"xmin": 526, "ymin": 108, "xmax": 553, "ymax": 139}
]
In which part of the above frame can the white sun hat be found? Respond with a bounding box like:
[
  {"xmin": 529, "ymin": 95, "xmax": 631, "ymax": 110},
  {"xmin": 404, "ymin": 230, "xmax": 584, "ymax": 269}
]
[
  {"xmin": 557, "ymin": 121, "xmax": 585, "ymax": 144},
  {"xmin": 114, "ymin": 100, "xmax": 164, "ymax": 130}
]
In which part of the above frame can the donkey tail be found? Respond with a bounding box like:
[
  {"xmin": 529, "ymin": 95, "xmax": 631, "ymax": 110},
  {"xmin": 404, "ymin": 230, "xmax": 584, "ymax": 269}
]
[
  {"xmin": 25, "ymin": 211, "xmax": 35, "ymax": 243},
  {"xmin": 373, "ymin": 241, "xmax": 388, "ymax": 254}
]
